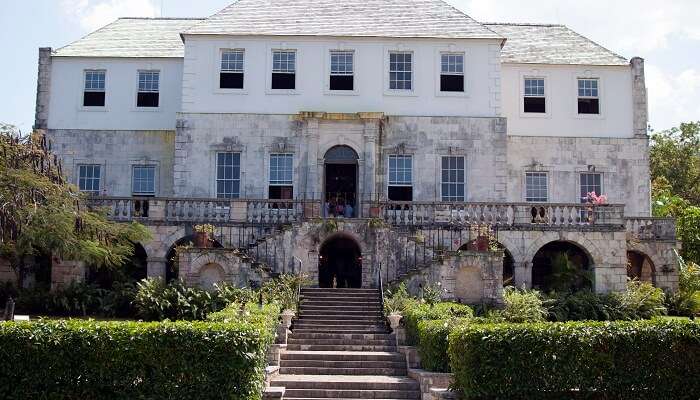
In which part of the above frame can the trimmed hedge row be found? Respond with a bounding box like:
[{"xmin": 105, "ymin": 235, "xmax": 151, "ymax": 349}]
[
  {"xmin": 403, "ymin": 302, "xmax": 473, "ymax": 345},
  {"xmin": 416, "ymin": 318, "xmax": 470, "ymax": 372},
  {"xmin": 448, "ymin": 319, "xmax": 700, "ymax": 400},
  {"xmin": 0, "ymin": 316, "xmax": 278, "ymax": 400}
]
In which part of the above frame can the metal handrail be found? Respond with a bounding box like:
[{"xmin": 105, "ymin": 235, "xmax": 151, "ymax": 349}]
[
  {"xmin": 294, "ymin": 257, "xmax": 303, "ymax": 312},
  {"xmin": 377, "ymin": 263, "xmax": 385, "ymax": 314}
]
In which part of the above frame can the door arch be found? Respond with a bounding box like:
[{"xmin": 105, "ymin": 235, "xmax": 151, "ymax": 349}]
[
  {"xmin": 324, "ymin": 145, "xmax": 359, "ymax": 218},
  {"xmin": 318, "ymin": 235, "xmax": 362, "ymax": 288}
]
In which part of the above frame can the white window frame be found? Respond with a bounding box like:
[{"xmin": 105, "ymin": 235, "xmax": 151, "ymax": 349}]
[
  {"xmin": 267, "ymin": 48, "xmax": 299, "ymax": 94},
  {"xmin": 325, "ymin": 49, "xmax": 358, "ymax": 95},
  {"xmin": 573, "ymin": 73, "xmax": 604, "ymax": 119},
  {"xmin": 216, "ymin": 152, "xmax": 241, "ymax": 199},
  {"xmin": 440, "ymin": 156, "xmax": 466, "ymax": 202},
  {"xmin": 388, "ymin": 155, "xmax": 413, "ymax": 187},
  {"xmin": 132, "ymin": 165, "xmax": 157, "ymax": 196},
  {"xmin": 217, "ymin": 48, "xmax": 247, "ymax": 93},
  {"xmin": 135, "ymin": 70, "xmax": 160, "ymax": 110},
  {"xmin": 579, "ymin": 172, "xmax": 603, "ymax": 203},
  {"xmin": 438, "ymin": 52, "xmax": 465, "ymax": 94},
  {"xmin": 268, "ymin": 153, "xmax": 294, "ymax": 201},
  {"xmin": 81, "ymin": 69, "xmax": 107, "ymax": 110},
  {"xmin": 525, "ymin": 172, "xmax": 549, "ymax": 203},
  {"xmin": 384, "ymin": 48, "xmax": 416, "ymax": 96},
  {"xmin": 77, "ymin": 164, "xmax": 102, "ymax": 195}
]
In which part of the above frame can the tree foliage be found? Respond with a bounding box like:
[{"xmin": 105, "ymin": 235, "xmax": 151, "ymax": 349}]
[{"xmin": 0, "ymin": 124, "xmax": 150, "ymax": 285}]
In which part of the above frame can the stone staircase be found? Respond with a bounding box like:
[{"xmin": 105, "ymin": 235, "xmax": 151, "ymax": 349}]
[{"xmin": 271, "ymin": 288, "xmax": 421, "ymax": 400}]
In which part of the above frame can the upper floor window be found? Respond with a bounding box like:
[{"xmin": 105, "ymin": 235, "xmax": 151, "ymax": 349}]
[
  {"xmin": 216, "ymin": 152, "xmax": 241, "ymax": 199},
  {"xmin": 137, "ymin": 71, "xmax": 160, "ymax": 108},
  {"xmin": 440, "ymin": 53, "xmax": 464, "ymax": 92},
  {"xmin": 78, "ymin": 164, "xmax": 101, "ymax": 194},
  {"xmin": 524, "ymin": 78, "xmax": 546, "ymax": 113},
  {"xmin": 271, "ymin": 50, "xmax": 296, "ymax": 90},
  {"xmin": 330, "ymin": 51, "xmax": 354, "ymax": 91},
  {"xmin": 83, "ymin": 70, "xmax": 106, "ymax": 107},
  {"xmin": 389, "ymin": 52, "xmax": 413, "ymax": 90},
  {"xmin": 441, "ymin": 156, "xmax": 465, "ymax": 202},
  {"xmin": 578, "ymin": 78, "xmax": 600, "ymax": 114},
  {"xmin": 388, "ymin": 155, "xmax": 413, "ymax": 201},
  {"xmin": 220, "ymin": 49, "xmax": 244, "ymax": 89},
  {"xmin": 269, "ymin": 154, "xmax": 294, "ymax": 200},
  {"xmin": 132, "ymin": 165, "xmax": 156, "ymax": 196},
  {"xmin": 580, "ymin": 172, "xmax": 602, "ymax": 202},
  {"xmin": 525, "ymin": 172, "xmax": 548, "ymax": 202}
]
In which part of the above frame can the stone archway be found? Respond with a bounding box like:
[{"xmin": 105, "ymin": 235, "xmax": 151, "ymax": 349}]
[
  {"xmin": 318, "ymin": 234, "xmax": 363, "ymax": 288},
  {"xmin": 165, "ymin": 235, "xmax": 223, "ymax": 282},
  {"xmin": 323, "ymin": 145, "xmax": 360, "ymax": 218},
  {"xmin": 627, "ymin": 250, "xmax": 656, "ymax": 285},
  {"xmin": 459, "ymin": 240, "xmax": 515, "ymax": 287},
  {"xmin": 198, "ymin": 263, "xmax": 226, "ymax": 290},
  {"xmin": 531, "ymin": 240, "xmax": 594, "ymax": 292}
]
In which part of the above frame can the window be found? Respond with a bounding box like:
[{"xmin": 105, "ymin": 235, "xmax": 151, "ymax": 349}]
[
  {"xmin": 578, "ymin": 78, "xmax": 600, "ymax": 114},
  {"xmin": 330, "ymin": 51, "xmax": 354, "ymax": 91},
  {"xmin": 389, "ymin": 52, "xmax": 413, "ymax": 90},
  {"xmin": 525, "ymin": 172, "xmax": 548, "ymax": 202},
  {"xmin": 216, "ymin": 152, "xmax": 241, "ymax": 199},
  {"xmin": 580, "ymin": 173, "xmax": 602, "ymax": 202},
  {"xmin": 388, "ymin": 155, "xmax": 413, "ymax": 201},
  {"xmin": 271, "ymin": 50, "xmax": 296, "ymax": 90},
  {"xmin": 220, "ymin": 50, "xmax": 244, "ymax": 89},
  {"xmin": 524, "ymin": 78, "xmax": 546, "ymax": 113},
  {"xmin": 440, "ymin": 53, "xmax": 464, "ymax": 92},
  {"xmin": 441, "ymin": 156, "xmax": 465, "ymax": 202},
  {"xmin": 132, "ymin": 166, "xmax": 156, "ymax": 196},
  {"xmin": 137, "ymin": 71, "xmax": 160, "ymax": 108},
  {"xmin": 269, "ymin": 154, "xmax": 294, "ymax": 201},
  {"xmin": 78, "ymin": 164, "xmax": 101, "ymax": 194},
  {"xmin": 83, "ymin": 70, "xmax": 105, "ymax": 107}
]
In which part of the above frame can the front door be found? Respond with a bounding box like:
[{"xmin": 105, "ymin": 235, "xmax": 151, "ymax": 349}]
[{"xmin": 324, "ymin": 163, "xmax": 357, "ymax": 217}]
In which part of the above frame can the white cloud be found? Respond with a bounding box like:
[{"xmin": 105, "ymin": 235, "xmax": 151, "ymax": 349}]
[
  {"xmin": 646, "ymin": 65, "xmax": 700, "ymax": 130},
  {"xmin": 61, "ymin": 0, "xmax": 159, "ymax": 31}
]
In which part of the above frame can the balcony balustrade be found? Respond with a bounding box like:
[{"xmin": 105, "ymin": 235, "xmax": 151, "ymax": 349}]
[{"xmin": 86, "ymin": 196, "xmax": 676, "ymax": 240}]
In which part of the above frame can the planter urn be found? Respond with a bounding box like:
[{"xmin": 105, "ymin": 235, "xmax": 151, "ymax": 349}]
[
  {"xmin": 281, "ymin": 310, "xmax": 295, "ymax": 329},
  {"xmin": 194, "ymin": 231, "xmax": 212, "ymax": 248},
  {"xmin": 387, "ymin": 313, "xmax": 402, "ymax": 330}
]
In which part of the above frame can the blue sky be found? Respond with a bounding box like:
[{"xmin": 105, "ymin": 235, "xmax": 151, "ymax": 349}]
[{"xmin": 1, "ymin": 0, "xmax": 698, "ymax": 133}]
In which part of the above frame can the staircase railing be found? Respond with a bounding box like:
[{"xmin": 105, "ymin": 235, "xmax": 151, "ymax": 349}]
[{"xmin": 377, "ymin": 263, "xmax": 385, "ymax": 314}]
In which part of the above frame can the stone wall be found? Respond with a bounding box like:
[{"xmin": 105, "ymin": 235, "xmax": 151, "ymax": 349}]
[
  {"xmin": 34, "ymin": 47, "xmax": 52, "ymax": 130},
  {"xmin": 0, "ymin": 258, "xmax": 16, "ymax": 285},
  {"xmin": 506, "ymin": 136, "xmax": 651, "ymax": 216},
  {"xmin": 47, "ymin": 129, "xmax": 176, "ymax": 197}
]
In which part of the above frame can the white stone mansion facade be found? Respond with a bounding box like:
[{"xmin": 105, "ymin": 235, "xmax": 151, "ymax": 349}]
[{"xmin": 25, "ymin": 0, "xmax": 679, "ymax": 301}]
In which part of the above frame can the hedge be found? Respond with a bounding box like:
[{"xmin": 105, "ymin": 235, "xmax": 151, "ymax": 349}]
[
  {"xmin": 0, "ymin": 317, "xmax": 278, "ymax": 400},
  {"xmin": 416, "ymin": 318, "xmax": 470, "ymax": 372},
  {"xmin": 403, "ymin": 302, "xmax": 473, "ymax": 345},
  {"xmin": 448, "ymin": 319, "xmax": 700, "ymax": 400}
]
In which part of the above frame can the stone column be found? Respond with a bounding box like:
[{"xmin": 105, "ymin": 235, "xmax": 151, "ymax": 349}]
[
  {"xmin": 147, "ymin": 257, "xmax": 167, "ymax": 280},
  {"xmin": 173, "ymin": 117, "xmax": 193, "ymax": 197},
  {"xmin": 362, "ymin": 119, "xmax": 380, "ymax": 210},
  {"xmin": 631, "ymin": 57, "xmax": 649, "ymax": 138},
  {"xmin": 34, "ymin": 47, "xmax": 52, "ymax": 131},
  {"xmin": 513, "ymin": 260, "xmax": 531, "ymax": 288},
  {"xmin": 303, "ymin": 118, "xmax": 321, "ymax": 199}
]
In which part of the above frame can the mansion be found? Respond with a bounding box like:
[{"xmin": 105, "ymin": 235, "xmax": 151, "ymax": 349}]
[{"xmin": 19, "ymin": 0, "xmax": 678, "ymax": 301}]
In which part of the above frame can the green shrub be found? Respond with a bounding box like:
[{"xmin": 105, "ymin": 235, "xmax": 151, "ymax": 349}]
[
  {"xmin": 133, "ymin": 278, "xmax": 218, "ymax": 321},
  {"xmin": 448, "ymin": 319, "xmax": 700, "ymax": 399},
  {"xmin": 667, "ymin": 261, "xmax": 700, "ymax": 317},
  {"xmin": 491, "ymin": 287, "xmax": 548, "ymax": 323},
  {"xmin": 403, "ymin": 301, "xmax": 473, "ymax": 345},
  {"xmin": 547, "ymin": 290, "xmax": 621, "ymax": 322},
  {"xmin": 0, "ymin": 319, "xmax": 277, "ymax": 400},
  {"xmin": 416, "ymin": 318, "xmax": 469, "ymax": 372},
  {"xmin": 383, "ymin": 282, "xmax": 414, "ymax": 315},
  {"xmin": 208, "ymin": 302, "xmax": 281, "ymax": 330},
  {"xmin": 612, "ymin": 280, "xmax": 667, "ymax": 319},
  {"xmin": 260, "ymin": 273, "xmax": 310, "ymax": 311},
  {"xmin": 215, "ymin": 283, "xmax": 257, "ymax": 306}
]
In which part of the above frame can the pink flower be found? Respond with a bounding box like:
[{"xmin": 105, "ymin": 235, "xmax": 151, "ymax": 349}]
[{"xmin": 585, "ymin": 192, "xmax": 608, "ymax": 205}]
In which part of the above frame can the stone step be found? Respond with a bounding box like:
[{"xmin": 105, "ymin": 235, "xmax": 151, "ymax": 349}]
[
  {"xmin": 290, "ymin": 332, "xmax": 393, "ymax": 340},
  {"xmin": 280, "ymin": 360, "xmax": 405, "ymax": 369},
  {"xmin": 294, "ymin": 318, "xmax": 383, "ymax": 325},
  {"xmin": 301, "ymin": 288, "xmax": 380, "ymax": 294},
  {"xmin": 292, "ymin": 328, "xmax": 389, "ymax": 334},
  {"xmin": 279, "ymin": 367, "xmax": 407, "ymax": 376},
  {"xmin": 271, "ymin": 375, "xmax": 419, "ymax": 391},
  {"xmin": 299, "ymin": 306, "xmax": 384, "ymax": 313},
  {"xmin": 301, "ymin": 300, "xmax": 382, "ymax": 307},
  {"xmin": 301, "ymin": 292, "xmax": 380, "ymax": 298},
  {"xmin": 288, "ymin": 338, "xmax": 394, "ymax": 346},
  {"xmin": 297, "ymin": 316, "xmax": 384, "ymax": 322},
  {"xmin": 286, "ymin": 344, "xmax": 397, "ymax": 352},
  {"xmin": 299, "ymin": 310, "xmax": 384, "ymax": 316},
  {"xmin": 281, "ymin": 351, "xmax": 404, "ymax": 362},
  {"xmin": 283, "ymin": 389, "xmax": 420, "ymax": 399}
]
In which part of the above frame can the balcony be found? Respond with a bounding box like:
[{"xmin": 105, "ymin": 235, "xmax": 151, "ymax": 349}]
[{"xmin": 86, "ymin": 197, "xmax": 676, "ymax": 239}]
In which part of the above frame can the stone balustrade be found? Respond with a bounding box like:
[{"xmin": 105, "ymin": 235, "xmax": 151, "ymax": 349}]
[
  {"xmin": 625, "ymin": 217, "xmax": 677, "ymax": 241},
  {"xmin": 86, "ymin": 197, "xmax": 676, "ymax": 240}
]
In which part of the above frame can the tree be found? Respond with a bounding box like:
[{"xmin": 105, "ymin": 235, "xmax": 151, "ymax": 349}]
[
  {"xmin": 650, "ymin": 121, "xmax": 700, "ymax": 204},
  {"xmin": 0, "ymin": 124, "xmax": 150, "ymax": 287}
]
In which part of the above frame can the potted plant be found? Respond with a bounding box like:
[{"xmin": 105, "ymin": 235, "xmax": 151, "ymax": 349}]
[
  {"xmin": 193, "ymin": 224, "xmax": 215, "ymax": 248},
  {"xmin": 584, "ymin": 192, "xmax": 608, "ymax": 223}
]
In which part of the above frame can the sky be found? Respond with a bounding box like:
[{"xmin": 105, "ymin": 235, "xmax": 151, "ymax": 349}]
[{"xmin": 0, "ymin": 0, "xmax": 698, "ymax": 133}]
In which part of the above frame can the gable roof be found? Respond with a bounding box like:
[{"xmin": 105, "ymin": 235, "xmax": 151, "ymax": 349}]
[
  {"xmin": 183, "ymin": 0, "xmax": 503, "ymax": 40},
  {"xmin": 53, "ymin": 18, "xmax": 204, "ymax": 58},
  {"xmin": 484, "ymin": 23, "xmax": 628, "ymax": 66}
]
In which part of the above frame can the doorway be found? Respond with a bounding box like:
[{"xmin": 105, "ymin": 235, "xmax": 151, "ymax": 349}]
[
  {"xmin": 324, "ymin": 146, "xmax": 359, "ymax": 217},
  {"xmin": 319, "ymin": 236, "xmax": 363, "ymax": 288}
]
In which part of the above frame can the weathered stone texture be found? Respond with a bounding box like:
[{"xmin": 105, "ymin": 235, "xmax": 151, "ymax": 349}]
[{"xmin": 34, "ymin": 47, "xmax": 52, "ymax": 130}]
